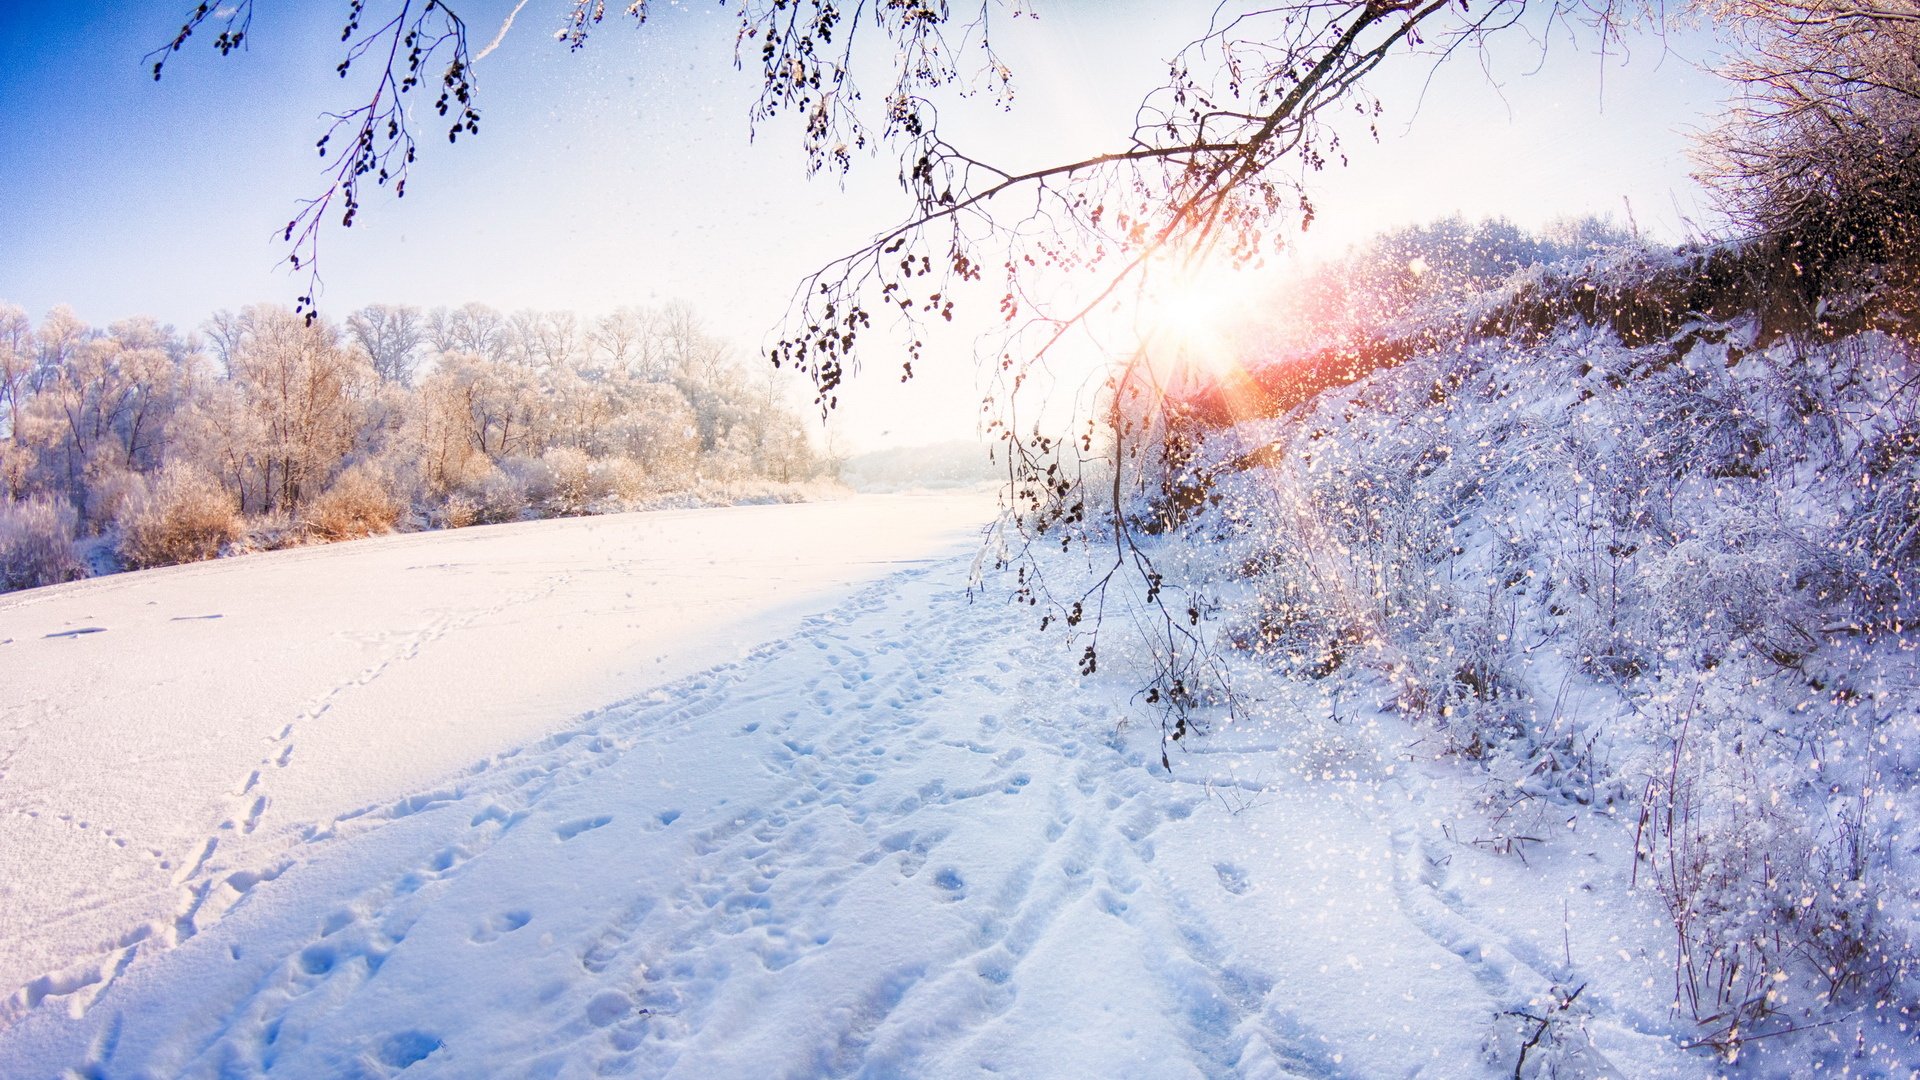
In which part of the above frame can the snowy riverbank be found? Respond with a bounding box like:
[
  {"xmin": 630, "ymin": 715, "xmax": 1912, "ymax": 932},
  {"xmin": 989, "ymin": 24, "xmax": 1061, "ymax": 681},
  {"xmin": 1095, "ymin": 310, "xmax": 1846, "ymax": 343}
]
[{"xmin": 0, "ymin": 492, "xmax": 1784, "ymax": 1077}]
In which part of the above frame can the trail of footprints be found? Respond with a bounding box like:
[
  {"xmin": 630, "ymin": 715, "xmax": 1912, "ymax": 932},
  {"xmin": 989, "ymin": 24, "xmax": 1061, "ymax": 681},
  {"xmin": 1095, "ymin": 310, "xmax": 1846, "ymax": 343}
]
[
  {"xmin": 41, "ymin": 560, "xmax": 1495, "ymax": 1078},
  {"xmin": 491, "ymin": 577, "xmax": 1333, "ymax": 1078},
  {"xmin": 53, "ymin": 573, "xmax": 939, "ymax": 1073},
  {"xmin": 10, "ymin": 574, "xmax": 585, "ymax": 1029},
  {"xmin": 215, "ymin": 569, "xmax": 575, "ymax": 841}
]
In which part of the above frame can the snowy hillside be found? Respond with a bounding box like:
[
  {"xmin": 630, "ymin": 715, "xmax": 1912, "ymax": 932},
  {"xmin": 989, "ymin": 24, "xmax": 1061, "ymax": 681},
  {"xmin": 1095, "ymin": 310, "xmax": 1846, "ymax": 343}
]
[{"xmin": 1134, "ymin": 264, "xmax": 1920, "ymax": 1071}]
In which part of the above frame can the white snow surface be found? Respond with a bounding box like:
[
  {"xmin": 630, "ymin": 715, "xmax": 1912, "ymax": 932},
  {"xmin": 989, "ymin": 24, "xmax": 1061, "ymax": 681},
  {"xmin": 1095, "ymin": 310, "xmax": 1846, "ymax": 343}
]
[
  {"xmin": 0, "ymin": 494, "xmax": 1721, "ymax": 1077},
  {"xmin": 0, "ymin": 498, "xmax": 986, "ymax": 1023}
]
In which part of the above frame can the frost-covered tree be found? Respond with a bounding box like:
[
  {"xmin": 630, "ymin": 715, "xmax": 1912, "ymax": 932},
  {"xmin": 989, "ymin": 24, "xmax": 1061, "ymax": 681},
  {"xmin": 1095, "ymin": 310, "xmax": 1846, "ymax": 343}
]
[
  {"xmin": 427, "ymin": 302, "xmax": 510, "ymax": 364},
  {"xmin": 0, "ymin": 303, "xmax": 33, "ymax": 496},
  {"xmin": 32, "ymin": 305, "xmax": 89, "ymax": 383},
  {"xmin": 503, "ymin": 309, "xmax": 581, "ymax": 370},
  {"xmin": 586, "ymin": 306, "xmax": 652, "ymax": 373},
  {"xmin": 1697, "ymin": 0, "xmax": 1920, "ymax": 270},
  {"xmin": 220, "ymin": 304, "xmax": 371, "ymax": 516},
  {"xmin": 19, "ymin": 318, "xmax": 192, "ymax": 523},
  {"xmin": 0, "ymin": 292, "xmax": 824, "ymax": 591},
  {"xmin": 345, "ymin": 302, "xmax": 426, "ymax": 385}
]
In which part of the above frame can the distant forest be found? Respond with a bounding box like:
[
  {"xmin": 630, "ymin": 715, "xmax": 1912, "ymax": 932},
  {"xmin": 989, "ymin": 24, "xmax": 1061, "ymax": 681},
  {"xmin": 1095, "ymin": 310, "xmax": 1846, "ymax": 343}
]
[{"xmin": 0, "ymin": 301, "xmax": 832, "ymax": 591}]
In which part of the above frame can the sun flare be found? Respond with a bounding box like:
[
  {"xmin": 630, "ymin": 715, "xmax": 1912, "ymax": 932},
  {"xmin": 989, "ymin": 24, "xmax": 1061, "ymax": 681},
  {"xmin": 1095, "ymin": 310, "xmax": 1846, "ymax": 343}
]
[{"xmin": 1140, "ymin": 260, "xmax": 1269, "ymax": 381}]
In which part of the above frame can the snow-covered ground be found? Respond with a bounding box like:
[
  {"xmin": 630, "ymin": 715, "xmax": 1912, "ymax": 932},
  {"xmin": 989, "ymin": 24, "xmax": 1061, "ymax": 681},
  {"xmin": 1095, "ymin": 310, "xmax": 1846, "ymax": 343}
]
[
  {"xmin": 0, "ymin": 497, "xmax": 987, "ymax": 1031},
  {"xmin": 0, "ymin": 493, "xmax": 1761, "ymax": 1077}
]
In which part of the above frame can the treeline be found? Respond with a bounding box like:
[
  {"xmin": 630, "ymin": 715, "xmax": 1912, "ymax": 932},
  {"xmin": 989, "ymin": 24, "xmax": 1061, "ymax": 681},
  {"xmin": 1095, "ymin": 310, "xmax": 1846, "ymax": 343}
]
[{"xmin": 0, "ymin": 300, "xmax": 831, "ymax": 591}]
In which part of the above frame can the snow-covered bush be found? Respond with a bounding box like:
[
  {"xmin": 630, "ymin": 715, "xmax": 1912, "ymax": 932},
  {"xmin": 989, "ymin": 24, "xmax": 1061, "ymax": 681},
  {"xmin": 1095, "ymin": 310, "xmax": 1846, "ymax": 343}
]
[
  {"xmin": 540, "ymin": 446, "xmax": 597, "ymax": 515},
  {"xmin": 0, "ymin": 494, "xmax": 83, "ymax": 592},
  {"xmin": 436, "ymin": 493, "xmax": 480, "ymax": 530},
  {"xmin": 1483, "ymin": 983, "xmax": 1609, "ymax": 1078},
  {"xmin": 455, "ymin": 462, "xmax": 534, "ymax": 525},
  {"xmin": 1619, "ymin": 652, "xmax": 1920, "ymax": 1051},
  {"xmin": 500, "ymin": 455, "xmax": 554, "ymax": 511},
  {"xmin": 594, "ymin": 456, "xmax": 653, "ymax": 504},
  {"xmin": 80, "ymin": 461, "xmax": 145, "ymax": 534},
  {"xmin": 307, "ymin": 464, "xmax": 402, "ymax": 540},
  {"xmin": 116, "ymin": 464, "xmax": 244, "ymax": 568}
]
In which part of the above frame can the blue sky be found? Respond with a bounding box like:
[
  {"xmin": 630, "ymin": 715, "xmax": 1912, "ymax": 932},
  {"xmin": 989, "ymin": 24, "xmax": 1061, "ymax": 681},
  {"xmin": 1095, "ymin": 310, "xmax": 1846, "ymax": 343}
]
[{"xmin": 0, "ymin": 1, "xmax": 1730, "ymax": 447}]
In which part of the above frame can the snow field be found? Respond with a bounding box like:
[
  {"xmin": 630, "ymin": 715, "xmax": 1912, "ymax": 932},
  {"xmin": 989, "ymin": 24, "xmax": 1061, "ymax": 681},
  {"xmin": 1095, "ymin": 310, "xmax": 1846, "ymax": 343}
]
[
  {"xmin": 0, "ymin": 495, "xmax": 989, "ymax": 1032},
  {"xmin": 3, "ymin": 503, "xmax": 1721, "ymax": 1077}
]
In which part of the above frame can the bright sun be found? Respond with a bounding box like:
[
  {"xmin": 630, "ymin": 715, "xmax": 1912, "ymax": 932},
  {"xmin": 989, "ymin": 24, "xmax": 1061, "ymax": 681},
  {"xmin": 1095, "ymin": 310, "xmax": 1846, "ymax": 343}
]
[
  {"xmin": 1158, "ymin": 284, "xmax": 1232, "ymax": 341},
  {"xmin": 1140, "ymin": 260, "xmax": 1266, "ymax": 380}
]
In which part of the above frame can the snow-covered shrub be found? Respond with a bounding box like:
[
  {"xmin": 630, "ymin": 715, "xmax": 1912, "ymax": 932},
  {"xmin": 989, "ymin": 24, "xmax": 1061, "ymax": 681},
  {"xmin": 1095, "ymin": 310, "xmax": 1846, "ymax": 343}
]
[
  {"xmin": 499, "ymin": 455, "xmax": 553, "ymax": 512},
  {"xmin": 437, "ymin": 493, "xmax": 480, "ymax": 529},
  {"xmin": 307, "ymin": 465, "xmax": 402, "ymax": 540},
  {"xmin": 1199, "ymin": 344, "xmax": 1546, "ymax": 756},
  {"xmin": 1629, "ymin": 687, "xmax": 1917, "ymax": 1053},
  {"xmin": 1483, "ymin": 983, "xmax": 1609, "ymax": 1078},
  {"xmin": 457, "ymin": 463, "xmax": 532, "ymax": 525},
  {"xmin": 595, "ymin": 456, "xmax": 652, "ymax": 504},
  {"xmin": 0, "ymin": 495, "xmax": 83, "ymax": 592},
  {"xmin": 540, "ymin": 446, "xmax": 597, "ymax": 515},
  {"xmin": 421, "ymin": 446, "xmax": 493, "ymax": 504},
  {"xmin": 80, "ymin": 462, "xmax": 145, "ymax": 534},
  {"xmin": 699, "ymin": 444, "xmax": 754, "ymax": 485},
  {"xmin": 116, "ymin": 465, "xmax": 243, "ymax": 568}
]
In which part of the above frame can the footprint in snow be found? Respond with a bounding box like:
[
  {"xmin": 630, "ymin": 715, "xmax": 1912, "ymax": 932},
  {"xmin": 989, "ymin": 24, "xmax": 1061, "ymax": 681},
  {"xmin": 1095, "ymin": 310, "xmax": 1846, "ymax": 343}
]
[
  {"xmin": 556, "ymin": 815, "xmax": 612, "ymax": 841},
  {"xmin": 470, "ymin": 910, "xmax": 532, "ymax": 944},
  {"xmin": 586, "ymin": 990, "xmax": 636, "ymax": 1028},
  {"xmin": 933, "ymin": 867, "xmax": 967, "ymax": 900},
  {"xmin": 1214, "ymin": 862, "xmax": 1252, "ymax": 895},
  {"xmin": 298, "ymin": 943, "xmax": 344, "ymax": 977},
  {"xmin": 377, "ymin": 1030, "xmax": 443, "ymax": 1068}
]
